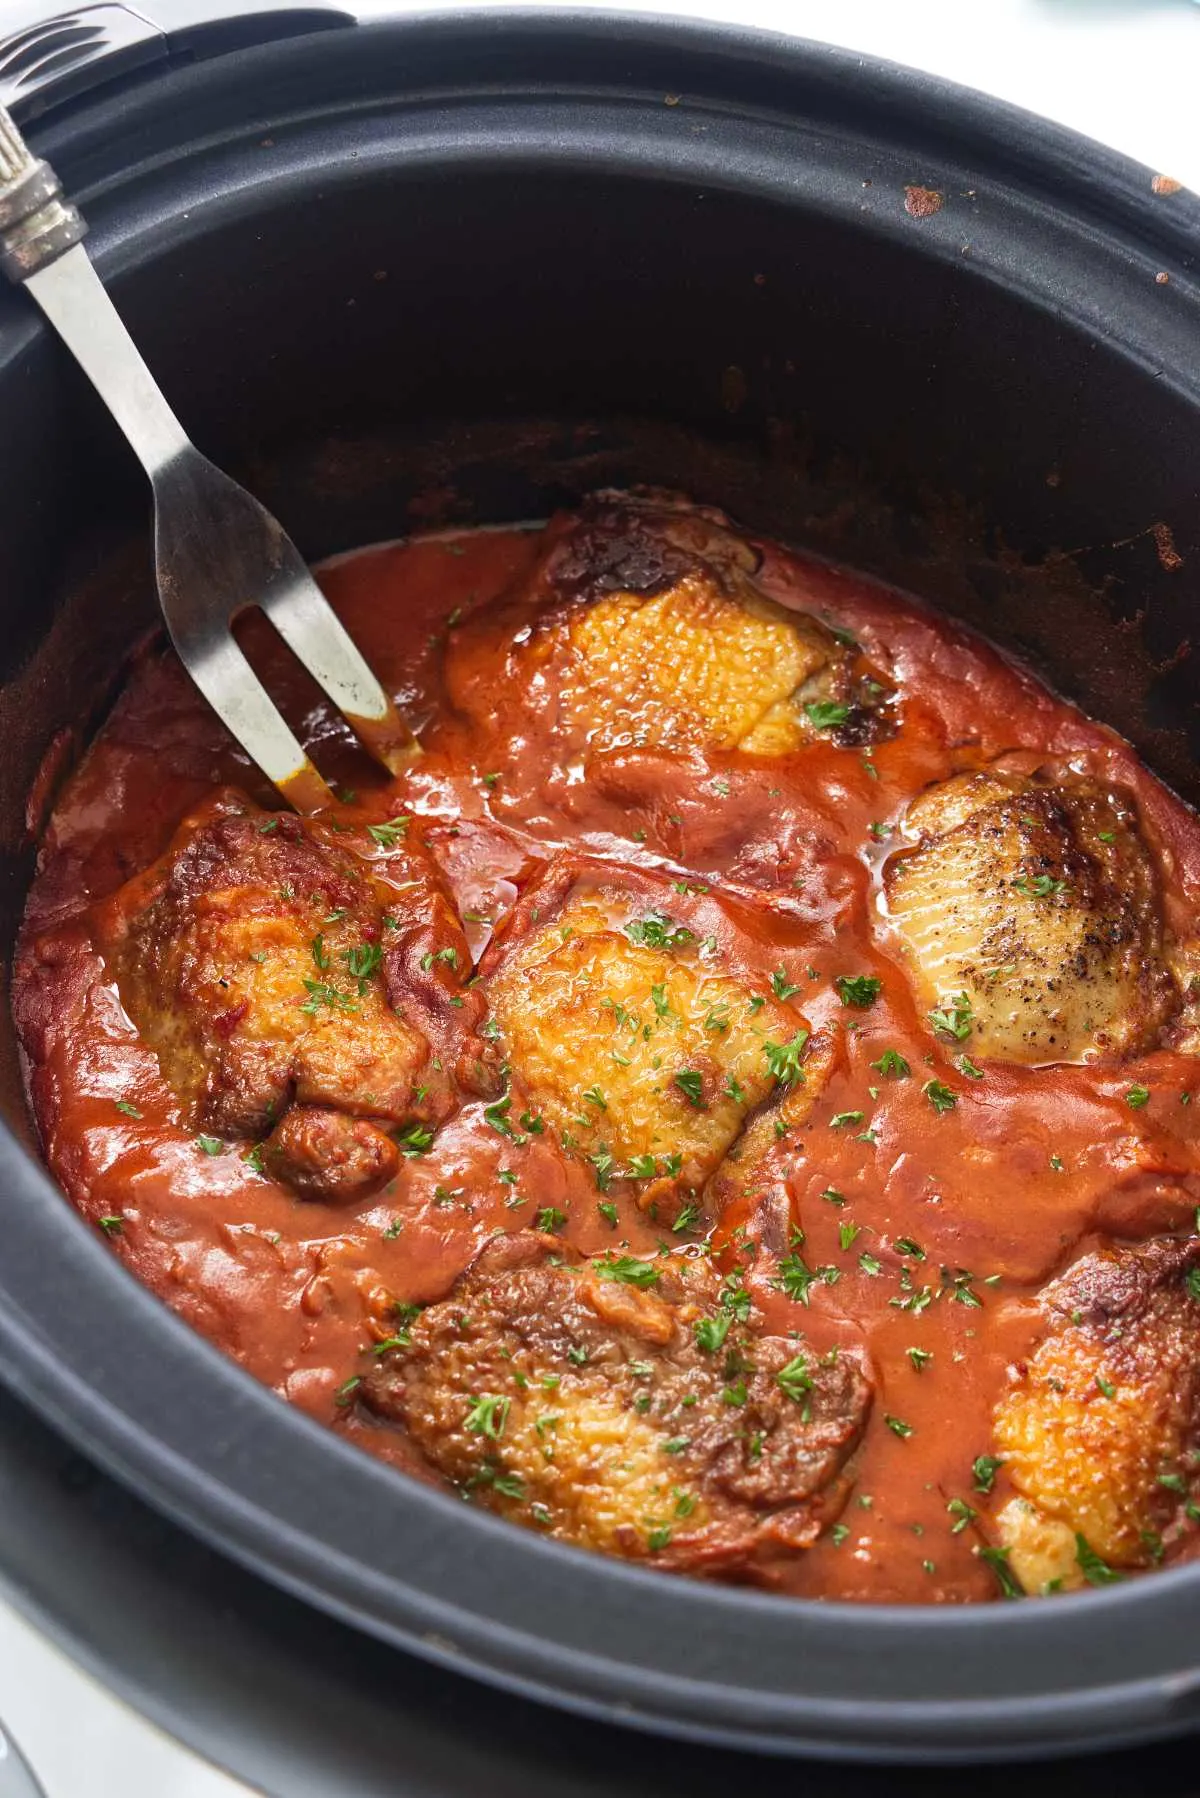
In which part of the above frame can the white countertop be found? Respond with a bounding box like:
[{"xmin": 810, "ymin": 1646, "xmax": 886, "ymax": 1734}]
[{"xmin": 0, "ymin": 1, "xmax": 1196, "ymax": 1792}]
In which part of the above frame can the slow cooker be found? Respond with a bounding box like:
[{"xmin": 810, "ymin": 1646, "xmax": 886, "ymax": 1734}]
[{"xmin": 1, "ymin": 3, "xmax": 1200, "ymax": 1787}]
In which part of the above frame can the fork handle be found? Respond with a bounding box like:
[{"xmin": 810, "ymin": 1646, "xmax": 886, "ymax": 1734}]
[
  {"xmin": 23, "ymin": 246, "xmax": 191, "ymax": 476},
  {"xmin": 0, "ymin": 105, "xmax": 189, "ymax": 477}
]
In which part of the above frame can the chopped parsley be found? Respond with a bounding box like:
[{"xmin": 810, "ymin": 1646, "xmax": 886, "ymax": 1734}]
[
  {"xmin": 836, "ymin": 974, "xmax": 882, "ymax": 1009},
  {"xmin": 465, "ymin": 1395, "xmax": 510, "ymax": 1439},
  {"xmin": 805, "ymin": 700, "xmax": 851, "ymax": 730},
  {"xmin": 928, "ymin": 992, "xmax": 972, "ymax": 1041},
  {"xmin": 1126, "ymin": 1085, "xmax": 1151, "ymax": 1109},
  {"xmin": 923, "ymin": 1079, "xmax": 957, "ymax": 1115},
  {"xmin": 1011, "ymin": 874, "xmax": 1066, "ymax": 898},
  {"xmin": 947, "ymin": 1497, "xmax": 977, "ymax": 1534},
  {"xmin": 972, "ymin": 1454, "xmax": 1003, "ymax": 1494},
  {"xmin": 884, "ymin": 1414, "xmax": 914, "ymax": 1439},
  {"xmin": 777, "ymin": 1355, "xmax": 814, "ymax": 1402},
  {"xmin": 907, "ymin": 1346, "xmax": 933, "ymax": 1372},
  {"xmin": 483, "ymin": 1096, "xmax": 523, "ymax": 1141},
  {"xmin": 719, "ymin": 1277, "xmax": 753, "ymax": 1322},
  {"xmin": 870, "ymin": 1049, "xmax": 910, "ymax": 1079},
  {"xmin": 763, "ymin": 1031, "xmax": 810, "ymax": 1086},
  {"xmin": 535, "ymin": 1207, "xmax": 567, "ymax": 1233},
  {"xmin": 1075, "ymin": 1534, "xmax": 1121, "ymax": 1585},
  {"xmin": 366, "ymin": 818, "xmax": 409, "ymax": 848},
  {"xmin": 300, "ymin": 979, "xmax": 357, "ymax": 1016},
  {"xmin": 395, "ymin": 1122, "xmax": 434, "ymax": 1157},
  {"xmin": 594, "ymin": 1255, "xmax": 660, "ymax": 1289},
  {"xmin": 114, "ymin": 1100, "xmax": 142, "ymax": 1119},
  {"xmin": 591, "ymin": 1146, "xmax": 615, "ymax": 1192},
  {"xmin": 98, "ymin": 1214, "xmax": 125, "ymax": 1235},
  {"xmin": 694, "ymin": 1314, "xmax": 732, "ymax": 1352},
  {"xmin": 979, "ymin": 1544, "xmax": 1023, "ymax": 1599},
  {"xmin": 775, "ymin": 1251, "xmax": 837, "ymax": 1306},
  {"xmin": 195, "ymin": 1134, "xmax": 224, "ymax": 1156},
  {"xmin": 770, "ymin": 969, "xmax": 803, "ymax": 1002},
  {"xmin": 343, "ymin": 943, "xmax": 383, "ymax": 989},
  {"xmin": 624, "ymin": 914, "xmax": 694, "ymax": 952},
  {"xmin": 674, "ymin": 1070, "xmax": 707, "ymax": 1109}
]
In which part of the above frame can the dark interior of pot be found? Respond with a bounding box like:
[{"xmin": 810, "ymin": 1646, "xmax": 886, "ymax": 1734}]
[{"xmin": 1, "ymin": 14, "xmax": 1200, "ymax": 1758}]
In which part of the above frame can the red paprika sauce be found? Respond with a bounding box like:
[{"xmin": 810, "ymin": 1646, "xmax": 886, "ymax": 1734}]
[{"xmin": 14, "ymin": 517, "xmax": 1200, "ymax": 1604}]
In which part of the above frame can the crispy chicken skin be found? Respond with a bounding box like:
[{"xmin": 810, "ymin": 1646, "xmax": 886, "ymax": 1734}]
[
  {"xmin": 990, "ymin": 1237, "xmax": 1200, "ymax": 1593},
  {"xmin": 885, "ymin": 766, "xmax": 1174, "ymax": 1063},
  {"xmin": 361, "ymin": 1231, "xmax": 871, "ymax": 1571},
  {"xmin": 479, "ymin": 855, "xmax": 828, "ymax": 1202},
  {"xmin": 447, "ymin": 491, "xmax": 893, "ymax": 758},
  {"xmin": 92, "ymin": 792, "xmax": 481, "ymax": 1196}
]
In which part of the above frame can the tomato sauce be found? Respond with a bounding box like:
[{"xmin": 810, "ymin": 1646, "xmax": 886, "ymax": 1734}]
[{"xmin": 14, "ymin": 521, "xmax": 1200, "ymax": 1604}]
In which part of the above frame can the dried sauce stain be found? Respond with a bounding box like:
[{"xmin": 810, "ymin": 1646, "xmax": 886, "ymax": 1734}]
[
  {"xmin": 904, "ymin": 185, "xmax": 944, "ymax": 220},
  {"xmin": 13, "ymin": 490, "xmax": 1200, "ymax": 1607},
  {"xmin": 1153, "ymin": 522, "xmax": 1184, "ymax": 572},
  {"xmin": 1151, "ymin": 175, "xmax": 1183, "ymax": 196}
]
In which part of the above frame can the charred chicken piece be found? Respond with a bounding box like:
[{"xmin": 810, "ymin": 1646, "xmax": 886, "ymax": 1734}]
[
  {"xmin": 480, "ymin": 857, "xmax": 827, "ymax": 1199},
  {"xmin": 361, "ymin": 1231, "xmax": 871, "ymax": 1572},
  {"xmin": 886, "ymin": 767, "xmax": 1173, "ymax": 1063},
  {"xmin": 262, "ymin": 1106, "xmax": 400, "ymax": 1202},
  {"xmin": 93, "ymin": 792, "xmax": 479, "ymax": 1197},
  {"xmin": 447, "ymin": 491, "xmax": 893, "ymax": 758},
  {"xmin": 989, "ymin": 1237, "xmax": 1200, "ymax": 1593}
]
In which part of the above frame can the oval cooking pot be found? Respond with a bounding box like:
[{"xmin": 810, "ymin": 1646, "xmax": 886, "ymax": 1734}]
[{"xmin": 1, "ymin": 5, "xmax": 1199, "ymax": 1763}]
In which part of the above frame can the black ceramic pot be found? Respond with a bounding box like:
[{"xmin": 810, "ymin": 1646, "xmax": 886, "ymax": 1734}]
[{"xmin": 1, "ymin": 4, "xmax": 1199, "ymax": 1765}]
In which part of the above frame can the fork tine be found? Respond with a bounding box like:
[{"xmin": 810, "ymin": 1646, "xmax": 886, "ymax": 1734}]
[
  {"xmin": 165, "ymin": 623, "xmax": 335, "ymax": 814},
  {"xmin": 260, "ymin": 574, "xmax": 418, "ymax": 776}
]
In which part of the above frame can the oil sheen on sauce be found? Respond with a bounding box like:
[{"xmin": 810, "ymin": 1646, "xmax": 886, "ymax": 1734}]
[{"xmin": 16, "ymin": 524, "xmax": 1200, "ymax": 1605}]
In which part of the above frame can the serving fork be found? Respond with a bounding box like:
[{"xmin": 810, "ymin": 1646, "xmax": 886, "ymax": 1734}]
[{"xmin": 0, "ymin": 103, "xmax": 413, "ymax": 813}]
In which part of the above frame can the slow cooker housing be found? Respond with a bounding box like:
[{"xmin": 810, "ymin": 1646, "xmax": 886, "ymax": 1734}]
[{"xmin": 1, "ymin": 6, "xmax": 1199, "ymax": 1761}]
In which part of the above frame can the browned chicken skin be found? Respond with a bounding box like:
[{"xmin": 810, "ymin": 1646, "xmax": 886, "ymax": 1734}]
[
  {"xmin": 989, "ymin": 1237, "xmax": 1200, "ymax": 1592},
  {"xmin": 446, "ymin": 490, "xmax": 895, "ymax": 760},
  {"xmin": 361, "ymin": 1231, "xmax": 871, "ymax": 1573},
  {"xmin": 886, "ymin": 765, "xmax": 1175, "ymax": 1063},
  {"xmin": 92, "ymin": 791, "xmax": 480, "ymax": 1197},
  {"xmin": 477, "ymin": 853, "xmax": 830, "ymax": 1210}
]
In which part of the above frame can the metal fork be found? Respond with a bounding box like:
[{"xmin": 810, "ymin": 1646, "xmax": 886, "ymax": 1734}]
[{"xmin": 0, "ymin": 103, "xmax": 414, "ymax": 813}]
